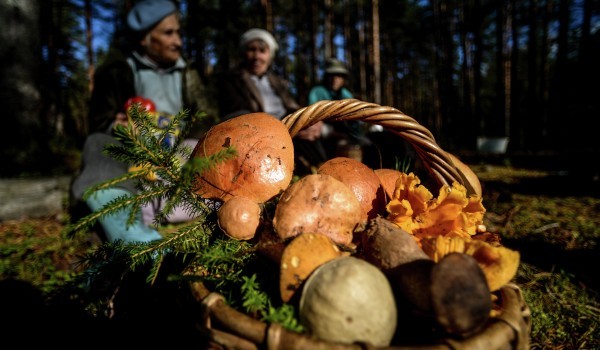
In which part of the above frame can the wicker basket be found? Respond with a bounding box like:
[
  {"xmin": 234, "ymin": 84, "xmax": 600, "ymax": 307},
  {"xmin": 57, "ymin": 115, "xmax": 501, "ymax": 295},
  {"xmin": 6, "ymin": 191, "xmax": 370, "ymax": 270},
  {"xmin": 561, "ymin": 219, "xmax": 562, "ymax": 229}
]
[{"xmin": 189, "ymin": 99, "xmax": 532, "ymax": 350}]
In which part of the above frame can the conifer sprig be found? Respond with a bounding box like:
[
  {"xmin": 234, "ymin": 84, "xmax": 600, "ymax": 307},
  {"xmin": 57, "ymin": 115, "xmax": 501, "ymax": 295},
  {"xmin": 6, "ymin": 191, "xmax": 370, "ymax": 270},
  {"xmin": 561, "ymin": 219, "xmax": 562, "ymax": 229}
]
[{"xmin": 64, "ymin": 107, "xmax": 303, "ymax": 334}]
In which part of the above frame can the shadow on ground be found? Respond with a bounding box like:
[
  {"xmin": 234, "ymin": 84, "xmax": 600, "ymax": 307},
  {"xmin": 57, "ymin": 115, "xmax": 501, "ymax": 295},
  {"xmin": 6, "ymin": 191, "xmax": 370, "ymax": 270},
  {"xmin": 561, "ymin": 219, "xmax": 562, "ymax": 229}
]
[{"xmin": 479, "ymin": 168, "xmax": 599, "ymax": 293}]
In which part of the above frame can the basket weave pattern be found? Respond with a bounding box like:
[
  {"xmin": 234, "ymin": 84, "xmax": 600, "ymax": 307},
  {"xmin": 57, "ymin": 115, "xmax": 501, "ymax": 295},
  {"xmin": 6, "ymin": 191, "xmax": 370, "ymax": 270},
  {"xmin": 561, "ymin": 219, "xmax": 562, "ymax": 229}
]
[{"xmin": 190, "ymin": 99, "xmax": 532, "ymax": 350}]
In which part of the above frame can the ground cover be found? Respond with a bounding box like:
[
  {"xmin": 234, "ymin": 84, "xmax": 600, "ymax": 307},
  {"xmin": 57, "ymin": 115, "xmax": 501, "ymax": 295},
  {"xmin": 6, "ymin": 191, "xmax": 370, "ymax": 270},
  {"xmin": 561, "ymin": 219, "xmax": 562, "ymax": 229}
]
[{"xmin": 0, "ymin": 164, "xmax": 598, "ymax": 349}]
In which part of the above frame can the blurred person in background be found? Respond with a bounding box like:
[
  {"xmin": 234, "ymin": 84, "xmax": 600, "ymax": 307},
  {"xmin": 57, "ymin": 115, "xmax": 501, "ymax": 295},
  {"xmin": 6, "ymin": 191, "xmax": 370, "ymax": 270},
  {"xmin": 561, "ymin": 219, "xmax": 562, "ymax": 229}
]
[
  {"xmin": 308, "ymin": 58, "xmax": 371, "ymax": 164},
  {"xmin": 217, "ymin": 28, "xmax": 326, "ymax": 175},
  {"xmin": 70, "ymin": 0, "xmax": 215, "ymax": 243}
]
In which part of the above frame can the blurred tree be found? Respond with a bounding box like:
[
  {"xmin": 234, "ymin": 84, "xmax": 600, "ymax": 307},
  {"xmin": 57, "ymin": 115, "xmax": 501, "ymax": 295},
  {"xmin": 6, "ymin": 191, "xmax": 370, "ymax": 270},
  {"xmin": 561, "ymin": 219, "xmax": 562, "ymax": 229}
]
[
  {"xmin": 0, "ymin": 1, "xmax": 44, "ymax": 176},
  {"xmin": 2, "ymin": 0, "xmax": 599, "ymax": 178}
]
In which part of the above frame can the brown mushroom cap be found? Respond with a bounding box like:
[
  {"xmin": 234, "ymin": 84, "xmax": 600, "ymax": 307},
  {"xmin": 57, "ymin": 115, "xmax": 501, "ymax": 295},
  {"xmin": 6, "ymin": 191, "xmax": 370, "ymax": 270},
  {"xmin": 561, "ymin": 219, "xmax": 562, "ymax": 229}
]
[
  {"xmin": 279, "ymin": 233, "xmax": 342, "ymax": 303},
  {"xmin": 374, "ymin": 168, "xmax": 403, "ymax": 201},
  {"xmin": 217, "ymin": 196, "xmax": 261, "ymax": 240},
  {"xmin": 421, "ymin": 235, "xmax": 520, "ymax": 291},
  {"xmin": 191, "ymin": 112, "xmax": 295, "ymax": 203},
  {"xmin": 318, "ymin": 157, "xmax": 387, "ymax": 221},
  {"xmin": 273, "ymin": 173, "xmax": 362, "ymax": 246}
]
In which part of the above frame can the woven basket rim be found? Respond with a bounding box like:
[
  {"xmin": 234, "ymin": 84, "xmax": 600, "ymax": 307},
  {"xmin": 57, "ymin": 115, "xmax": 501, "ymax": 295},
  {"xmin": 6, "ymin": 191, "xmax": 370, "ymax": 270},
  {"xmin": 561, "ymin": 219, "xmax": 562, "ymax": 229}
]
[
  {"xmin": 190, "ymin": 282, "xmax": 531, "ymax": 350},
  {"xmin": 281, "ymin": 99, "xmax": 479, "ymax": 196}
]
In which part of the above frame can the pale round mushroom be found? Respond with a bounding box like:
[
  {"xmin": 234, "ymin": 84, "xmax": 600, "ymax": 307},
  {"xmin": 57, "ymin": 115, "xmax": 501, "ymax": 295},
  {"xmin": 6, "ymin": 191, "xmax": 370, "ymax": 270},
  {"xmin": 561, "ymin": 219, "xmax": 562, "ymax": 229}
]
[{"xmin": 299, "ymin": 256, "xmax": 397, "ymax": 347}]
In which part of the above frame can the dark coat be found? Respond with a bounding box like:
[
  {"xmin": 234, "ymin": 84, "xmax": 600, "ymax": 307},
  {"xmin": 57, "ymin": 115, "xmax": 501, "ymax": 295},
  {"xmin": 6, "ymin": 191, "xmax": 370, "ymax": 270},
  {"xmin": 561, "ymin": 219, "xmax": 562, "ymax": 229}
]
[{"xmin": 216, "ymin": 67, "xmax": 300, "ymax": 120}]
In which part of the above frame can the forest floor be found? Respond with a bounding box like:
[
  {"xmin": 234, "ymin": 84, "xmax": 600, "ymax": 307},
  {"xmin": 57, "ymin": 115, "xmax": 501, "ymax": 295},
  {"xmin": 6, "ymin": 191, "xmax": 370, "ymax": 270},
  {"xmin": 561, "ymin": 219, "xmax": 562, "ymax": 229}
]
[{"xmin": 0, "ymin": 156, "xmax": 599, "ymax": 349}]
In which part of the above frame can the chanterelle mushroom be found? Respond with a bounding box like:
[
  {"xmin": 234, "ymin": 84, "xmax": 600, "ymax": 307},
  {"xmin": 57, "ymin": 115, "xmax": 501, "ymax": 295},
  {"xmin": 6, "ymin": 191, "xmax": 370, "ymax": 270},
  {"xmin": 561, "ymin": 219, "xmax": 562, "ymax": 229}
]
[
  {"xmin": 420, "ymin": 235, "xmax": 520, "ymax": 291},
  {"xmin": 385, "ymin": 172, "xmax": 486, "ymax": 246}
]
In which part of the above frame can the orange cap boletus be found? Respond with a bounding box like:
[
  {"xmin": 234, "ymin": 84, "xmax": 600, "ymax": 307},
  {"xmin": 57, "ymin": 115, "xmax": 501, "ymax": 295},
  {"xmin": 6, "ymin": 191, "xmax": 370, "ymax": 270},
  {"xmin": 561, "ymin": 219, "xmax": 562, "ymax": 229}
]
[
  {"xmin": 374, "ymin": 168, "xmax": 404, "ymax": 201},
  {"xmin": 279, "ymin": 233, "xmax": 342, "ymax": 303},
  {"xmin": 191, "ymin": 112, "xmax": 294, "ymax": 203},
  {"xmin": 217, "ymin": 196, "xmax": 261, "ymax": 240},
  {"xmin": 318, "ymin": 157, "xmax": 387, "ymax": 222},
  {"xmin": 273, "ymin": 174, "xmax": 362, "ymax": 246}
]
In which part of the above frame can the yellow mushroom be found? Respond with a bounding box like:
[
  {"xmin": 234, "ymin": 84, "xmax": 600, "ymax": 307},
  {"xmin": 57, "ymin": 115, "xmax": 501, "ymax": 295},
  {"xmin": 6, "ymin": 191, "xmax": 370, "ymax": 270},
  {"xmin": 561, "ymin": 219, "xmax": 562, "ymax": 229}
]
[
  {"xmin": 421, "ymin": 235, "xmax": 520, "ymax": 291},
  {"xmin": 385, "ymin": 172, "xmax": 486, "ymax": 246}
]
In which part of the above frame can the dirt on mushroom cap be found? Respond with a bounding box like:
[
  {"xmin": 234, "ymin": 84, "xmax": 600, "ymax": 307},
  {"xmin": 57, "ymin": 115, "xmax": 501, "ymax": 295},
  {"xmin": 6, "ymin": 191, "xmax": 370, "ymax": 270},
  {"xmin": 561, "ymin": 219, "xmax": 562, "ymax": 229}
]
[
  {"xmin": 191, "ymin": 112, "xmax": 295, "ymax": 203},
  {"xmin": 272, "ymin": 173, "xmax": 362, "ymax": 246},
  {"xmin": 318, "ymin": 157, "xmax": 387, "ymax": 222}
]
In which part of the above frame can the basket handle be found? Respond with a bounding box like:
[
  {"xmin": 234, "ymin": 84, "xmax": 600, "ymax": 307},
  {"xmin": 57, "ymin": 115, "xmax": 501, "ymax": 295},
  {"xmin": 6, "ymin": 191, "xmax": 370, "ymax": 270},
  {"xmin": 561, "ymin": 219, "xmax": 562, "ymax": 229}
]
[{"xmin": 281, "ymin": 99, "xmax": 478, "ymax": 195}]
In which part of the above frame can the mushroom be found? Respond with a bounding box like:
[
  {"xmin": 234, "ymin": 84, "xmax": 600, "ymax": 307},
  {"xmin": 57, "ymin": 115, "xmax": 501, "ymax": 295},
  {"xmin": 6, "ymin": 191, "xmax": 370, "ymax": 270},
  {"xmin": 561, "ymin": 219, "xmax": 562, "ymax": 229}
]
[
  {"xmin": 385, "ymin": 172, "xmax": 486, "ymax": 246},
  {"xmin": 361, "ymin": 217, "xmax": 492, "ymax": 337},
  {"xmin": 217, "ymin": 196, "xmax": 261, "ymax": 240},
  {"xmin": 191, "ymin": 112, "xmax": 295, "ymax": 203},
  {"xmin": 318, "ymin": 157, "xmax": 387, "ymax": 222},
  {"xmin": 374, "ymin": 168, "xmax": 403, "ymax": 201},
  {"xmin": 445, "ymin": 152, "xmax": 482, "ymax": 197},
  {"xmin": 272, "ymin": 173, "xmax": 362, "ymax": 247},
  {"xmin": 279, "ymin": 233, "xmax": 342, "ymax": 303},
  {"xmin": 299, "ymin": 256, "xmax": 397, "ymax": 347},
  {"xmin": 420, "ymin": 235, "xmax": 521, "ymax": 291}
]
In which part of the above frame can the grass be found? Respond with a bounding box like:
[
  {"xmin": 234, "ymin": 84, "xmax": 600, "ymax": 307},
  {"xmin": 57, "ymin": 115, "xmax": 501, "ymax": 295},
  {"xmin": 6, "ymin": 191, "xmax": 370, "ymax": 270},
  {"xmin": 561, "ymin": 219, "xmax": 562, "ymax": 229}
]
[
  {"xmin": 0, "ymin": 163, "xmax": 598, "ymax": 349},
  {"xmin": 474, "ymin": 163, "xmax": 600, "ymax": 349}
]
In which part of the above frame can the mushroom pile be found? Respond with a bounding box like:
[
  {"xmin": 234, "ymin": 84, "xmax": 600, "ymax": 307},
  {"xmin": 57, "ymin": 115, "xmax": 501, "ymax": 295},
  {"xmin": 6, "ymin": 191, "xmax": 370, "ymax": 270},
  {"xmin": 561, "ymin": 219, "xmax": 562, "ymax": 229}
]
[{"xmin": 191, "ymin": 113, "xmax": 521, "ymax": 347}]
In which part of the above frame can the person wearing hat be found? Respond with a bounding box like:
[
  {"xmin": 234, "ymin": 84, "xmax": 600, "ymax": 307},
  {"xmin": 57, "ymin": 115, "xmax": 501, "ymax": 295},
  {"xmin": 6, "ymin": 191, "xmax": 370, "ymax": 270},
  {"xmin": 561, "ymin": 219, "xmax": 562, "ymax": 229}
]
[
  {"xmin": 217, "ymin": 28, "xmax": 300, "ymax": 120},
  {"xmin": 69, "ymin": 0, "xmax": 216, "ymax": 244},
  {"xmin": 308, "ymin": 58, "xmax": 354, "ymax": 104},
  {"xmin": 308, "ymin": 58, "xmax": 369, "ymax": 162}
]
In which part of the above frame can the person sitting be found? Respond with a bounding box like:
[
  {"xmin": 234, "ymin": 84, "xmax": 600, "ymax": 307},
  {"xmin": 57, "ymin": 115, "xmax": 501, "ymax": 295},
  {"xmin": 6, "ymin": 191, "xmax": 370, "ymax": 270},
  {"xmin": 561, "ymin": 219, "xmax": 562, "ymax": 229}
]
[
  {"xmin": 70, "ymin": 0, "xmax": 215, "ymax": 243},
  {"xmin": 216, "ymin": 28, "xmax": 327, "ymax": 175},
  {"xmin": 308, "ymin": 58, "xmax": 370, "ymax": 163}
]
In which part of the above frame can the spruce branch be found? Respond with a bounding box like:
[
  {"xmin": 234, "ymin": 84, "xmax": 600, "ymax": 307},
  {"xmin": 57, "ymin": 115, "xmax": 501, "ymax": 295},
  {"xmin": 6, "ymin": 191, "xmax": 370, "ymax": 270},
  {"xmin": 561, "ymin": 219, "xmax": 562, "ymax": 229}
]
[{"xmin": 65, "ymin": 107, "xmax": 306, "ymax": 332}]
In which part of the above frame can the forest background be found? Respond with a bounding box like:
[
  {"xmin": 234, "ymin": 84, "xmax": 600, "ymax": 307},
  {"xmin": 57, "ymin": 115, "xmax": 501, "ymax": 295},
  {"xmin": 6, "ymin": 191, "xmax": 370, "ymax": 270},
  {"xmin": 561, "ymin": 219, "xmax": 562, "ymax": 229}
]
[
  {"xmin": 1, "ymin": 1, "xmax": 599, "ymax": 348},
  {"xmin": 1, "ymin": 0, "xmax": 599, "ymax": 178}
]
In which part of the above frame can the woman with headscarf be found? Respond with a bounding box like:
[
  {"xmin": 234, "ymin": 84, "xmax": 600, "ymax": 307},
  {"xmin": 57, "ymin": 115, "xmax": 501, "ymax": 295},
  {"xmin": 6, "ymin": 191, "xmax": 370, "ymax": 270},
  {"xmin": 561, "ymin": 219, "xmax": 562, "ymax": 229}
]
[
  {"xmin": 70, "ymin": 0, "xmax": 215, "ymax": 243},
  {"xmin": 217, "ymin": 28, "xmax": 327, "ymax": 174},
  {"xmin": 217, "ymin": 28, "xmax": 298, "ymax": 120}
]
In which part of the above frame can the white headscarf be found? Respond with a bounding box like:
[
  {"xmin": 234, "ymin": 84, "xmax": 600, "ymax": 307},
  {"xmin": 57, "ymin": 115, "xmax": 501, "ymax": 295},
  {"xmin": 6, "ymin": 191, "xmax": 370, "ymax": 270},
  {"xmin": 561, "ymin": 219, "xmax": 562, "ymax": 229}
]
[{"xmin": 239, "ymin": 28, "xmax": 279, "ymax": 58}]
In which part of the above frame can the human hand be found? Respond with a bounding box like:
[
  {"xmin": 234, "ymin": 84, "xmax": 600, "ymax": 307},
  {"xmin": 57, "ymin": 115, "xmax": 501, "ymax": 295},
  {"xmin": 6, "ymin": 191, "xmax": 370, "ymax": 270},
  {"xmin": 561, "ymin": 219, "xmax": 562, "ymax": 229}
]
[
  {"xmin": 296, "ymin": 121, "xmax": 323, "ymax": 141},
  {"xmin": 114, "ymin": 112, "xmax": 129, "ymax": 129}
]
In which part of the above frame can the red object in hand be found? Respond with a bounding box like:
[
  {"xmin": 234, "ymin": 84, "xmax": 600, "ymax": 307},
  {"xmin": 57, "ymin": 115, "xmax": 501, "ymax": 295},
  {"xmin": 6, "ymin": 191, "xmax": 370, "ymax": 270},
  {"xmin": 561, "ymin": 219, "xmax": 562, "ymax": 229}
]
[{"xmin": 124, "ymin": 96, "xmax": 156, "ymax": 115}]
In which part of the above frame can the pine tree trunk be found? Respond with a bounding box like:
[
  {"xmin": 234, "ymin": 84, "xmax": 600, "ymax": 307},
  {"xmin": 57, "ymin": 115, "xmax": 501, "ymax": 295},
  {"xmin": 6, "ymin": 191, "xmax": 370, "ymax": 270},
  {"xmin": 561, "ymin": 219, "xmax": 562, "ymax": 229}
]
[{"xmin": 0, "ymin": 0, "xmax": 44, "ymax": 176}]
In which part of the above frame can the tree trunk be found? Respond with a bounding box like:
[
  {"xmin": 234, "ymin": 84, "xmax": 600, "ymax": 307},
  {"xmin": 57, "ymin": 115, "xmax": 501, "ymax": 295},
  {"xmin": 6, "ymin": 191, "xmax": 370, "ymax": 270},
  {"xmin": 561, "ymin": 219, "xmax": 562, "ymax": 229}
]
[
  {"xmin": 505, "ymin": 0, "xmax": 514, "ymax": 138},
  {"xmin": 371, "ymin": 0, "xmax": 381, "ymax": 104},
  {"xmin": 261, "ymin": 0, "xmax": 273, "ymax": 32},
  {"xmin": 0, "ymin": 0, "xmax": 44, "ymax": 176},
  {"xmin": 310, "ymin": 0, "xmax": 319, "ymax": 84},
  {"xmin": 494, "ymin": 1, "xmax": 505, "ymax": 137},
  {"xmin": 458, "ymin": 3, "xmax": 473, "ymax": 141},
  {"xmin": 85, "ymin": 0, "xmax": 94, "ymax": 94},
  {"xmin": 324, "ymin": 0, "xmax": 333, "ymax": 59},
  {"xmin": 358, "ymin": 4, "xmax": 368, "ymax": 101}
]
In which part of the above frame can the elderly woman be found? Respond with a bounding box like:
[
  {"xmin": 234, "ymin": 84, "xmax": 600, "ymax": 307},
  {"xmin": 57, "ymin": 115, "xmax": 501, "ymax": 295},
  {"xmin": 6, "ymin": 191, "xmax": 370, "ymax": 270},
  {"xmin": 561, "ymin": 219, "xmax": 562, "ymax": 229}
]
[
  {"xmin": 70, "ymin": 0, "xmax": 214, "ymax": 243},
  {"xmin": 217, "ymin": 28, "xmax": 297, "ymax": 119},
  {"xmin": 217, "ymin": 28, "xmax": 326, "ymax": 174}
]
